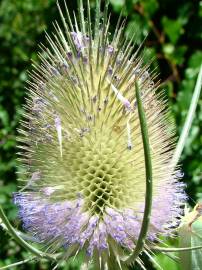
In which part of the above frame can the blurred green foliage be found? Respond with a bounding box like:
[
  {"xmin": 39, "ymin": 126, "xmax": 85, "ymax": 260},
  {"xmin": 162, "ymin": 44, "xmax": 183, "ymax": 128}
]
[{"xmin": 0, "ymin": 0, "xmax": 201, "ymax": 269}]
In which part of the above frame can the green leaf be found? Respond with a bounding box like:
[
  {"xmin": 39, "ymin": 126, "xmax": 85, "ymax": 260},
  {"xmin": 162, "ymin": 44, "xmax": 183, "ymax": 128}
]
[
  {"xmin": 109, "ymin": 0, "xmax": 125, "ymax": 12},
  {"xmin": 162, "ymin": 17, "xmax": 184, "ymax": 44},
  {"xmin": 191, "ymin": 220, "xmax": 202, "ymax": 269},
  {"xmin": 154, "ymin": 252, "xmax": 180, "ymax": 270},
  {"xmin": 178, "ymin": 205, "xmax": 202, "ymax": 270},
  {"xmin": 142, "ymin": 0, "xmax": 159, "ymax": 17}
]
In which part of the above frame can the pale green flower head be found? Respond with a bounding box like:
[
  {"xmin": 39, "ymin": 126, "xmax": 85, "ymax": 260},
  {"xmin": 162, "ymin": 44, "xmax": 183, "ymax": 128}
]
[{"xmin": 13, "ymin": 0, "xmax": 186, "ymax": 269}]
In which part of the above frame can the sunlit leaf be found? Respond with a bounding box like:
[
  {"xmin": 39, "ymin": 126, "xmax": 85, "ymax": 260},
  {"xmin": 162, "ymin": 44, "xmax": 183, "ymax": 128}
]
[{"xmin": 178, "ymin": 204, "xmax": 202, "ymax": 270}]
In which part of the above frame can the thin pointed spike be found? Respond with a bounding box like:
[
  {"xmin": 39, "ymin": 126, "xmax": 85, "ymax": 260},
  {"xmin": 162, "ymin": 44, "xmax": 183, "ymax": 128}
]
[
  {"xmin": 112, "ymin": 9, "xmax": 124, "ymax": 44},
  {"xmin": 45, "ymin": 31, "xmax": 64, "ymax": 62},
  {"xmin": 73, "ymin": 11, "xmax": 80, "ymax": 34},
  {"xmin": 57, "ymin": 1, "xmax": 77, "ymax": 56},
  {"xmin": 136, "ymin": 258, "xmax": 147, "ymax": 270},
  {"xmin": 86, "ymin": 0, "xmax": 93, "ymax": 63},
  {"xmin": 144, "ymin": 250, "xmax": 164, "ymax": 270},
  {"xmin": 101, "ymin": 15, "xmax": 111, "ymax": 67},
  {"xmin": 77, "ymin": 0, "xmax": 86, "ymax": 34},
  {"xmin": 87, "ymin": 0, "xmax": 93, "ymax": 42},
  {"xmin": 127, "ymin": 115, "xmax": 133, "ymax": 150},
  {"xmin": 62, "ymin": 0, "xmax": 74, "ymax": 32},
  {"xmin": 94, "ymin": 0, "xmax": 101, "ymax": 39},
  {"xmin": 52, "ymin": 24, "xmax": 70, "ymax": 57},
  {"xmin": 96, "ymin": 36, "xmax": 101, "ymax": 71},
  {"xmin": 112, "ymin": 20, "xmax": 126, "ymax": 52},
  {"xmin": 57, "ymin": 0, "xmax": 72, "ymax": 32},
  {"xmin": 101, "ymin": 0, "xmax": 110, "ymax": 49}
]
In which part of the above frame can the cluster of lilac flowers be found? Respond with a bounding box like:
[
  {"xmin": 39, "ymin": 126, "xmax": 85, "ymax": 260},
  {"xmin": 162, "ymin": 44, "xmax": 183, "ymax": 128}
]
[{"xmin": 13, "ymin": 171, "xmax": 186, "ymax": 257}]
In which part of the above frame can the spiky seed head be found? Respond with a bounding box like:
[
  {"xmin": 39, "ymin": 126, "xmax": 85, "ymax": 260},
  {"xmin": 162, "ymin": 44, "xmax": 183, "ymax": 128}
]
[{"xmin": 14, "ymin": 1, "xmax": 186, "ymax": 269}]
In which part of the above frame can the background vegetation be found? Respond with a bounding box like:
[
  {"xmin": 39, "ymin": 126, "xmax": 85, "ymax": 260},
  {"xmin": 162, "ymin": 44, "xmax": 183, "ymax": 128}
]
[{"xmin": 0, "ymin": 0, "xmax": 201, "ymax": 269}]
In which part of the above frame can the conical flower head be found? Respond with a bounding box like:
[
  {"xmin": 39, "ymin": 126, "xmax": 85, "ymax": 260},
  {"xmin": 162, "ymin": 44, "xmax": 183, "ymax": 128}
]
[{"xmin": 14, "ymin": 1, "xmax": 186, "ymax": 268}]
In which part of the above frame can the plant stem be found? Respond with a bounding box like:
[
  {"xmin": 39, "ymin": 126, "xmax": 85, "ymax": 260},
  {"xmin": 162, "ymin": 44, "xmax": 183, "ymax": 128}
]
[
  {"xmin": 125, "ymin": 81, "xmax": 153, "ymax": 264},
  {"xmin": 0, "ymin": 257, "xmax": 35, "ymax": 270},
  {"xmin": 0, "ymin": 206, "xmax": 58, "ymax": 261},
  {"xmin": 0, "ymin": 219, "xmax": 39, "ymax": 242},
  {"xmin": 152, "ymin": 245, "xmax": 202, "ymax": 252}
]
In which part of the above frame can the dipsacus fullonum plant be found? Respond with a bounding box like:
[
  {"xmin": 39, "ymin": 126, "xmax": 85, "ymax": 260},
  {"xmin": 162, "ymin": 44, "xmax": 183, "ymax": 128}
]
[{"xmin": 13, "ymin": 0, "xmax": 186, "ymax": 269}]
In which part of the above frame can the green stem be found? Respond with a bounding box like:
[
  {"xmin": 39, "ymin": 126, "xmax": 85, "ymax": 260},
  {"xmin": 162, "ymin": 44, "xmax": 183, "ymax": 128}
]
[
  {"xmin": 0, "ymin": 258, "xmax": 35, "ymax": 270},
  {"xmin": 0, "ymin": 219, "xmax": 39, "ymax": 242},
  {"xmin": 0, "ymin": 206, "xmax": 58, "ymax": 261},
  {"xmin": 172, "ymin": 64, "xmax": 202, "ymax": 166},
  {"xmin": 152, "ymin": 245, "xmax": 202, "ymax": 252},
  {"xmin": 125, "ymin": 81, "xmax": 153, "ymax": 264}
]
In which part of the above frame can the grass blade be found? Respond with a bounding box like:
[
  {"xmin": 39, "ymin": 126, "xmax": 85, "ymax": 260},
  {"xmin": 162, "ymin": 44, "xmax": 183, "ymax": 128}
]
[{"xmin": 172, "ymin": 64, "xmax": 202, "ymax": 166}]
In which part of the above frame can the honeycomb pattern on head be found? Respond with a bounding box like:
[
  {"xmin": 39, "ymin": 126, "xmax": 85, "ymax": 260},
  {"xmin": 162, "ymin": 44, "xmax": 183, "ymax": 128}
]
[
  {"xmin": 41, "ymin": 129, "xmax": 146, "ymax": 215},
  {"xmin": 77, "ymin": 143, "xmax": 134, "ymax": 214}
]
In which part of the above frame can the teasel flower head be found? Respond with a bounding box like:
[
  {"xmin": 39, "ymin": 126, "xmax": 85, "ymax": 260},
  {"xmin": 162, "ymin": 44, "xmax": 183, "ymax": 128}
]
[{"xmin": 14, "ymin": 0, "xmax": 186, "ymax": 269}]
